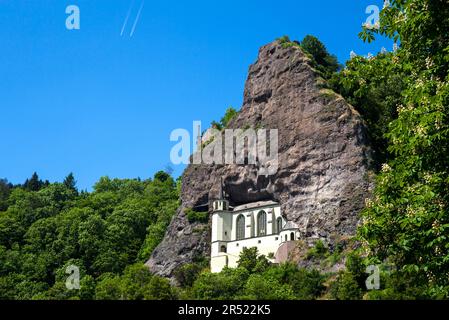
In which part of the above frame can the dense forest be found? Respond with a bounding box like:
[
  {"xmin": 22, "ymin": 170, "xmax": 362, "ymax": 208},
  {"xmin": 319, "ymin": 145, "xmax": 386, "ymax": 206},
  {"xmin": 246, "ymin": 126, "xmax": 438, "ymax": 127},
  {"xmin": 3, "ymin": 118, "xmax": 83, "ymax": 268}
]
[
  {"xmin": 0, "ymin": 172, "xmax": 180, "ymax": 299},
  {"xmin": 1, "ymin": 0, "xmax": 448, "ymax": 300}
]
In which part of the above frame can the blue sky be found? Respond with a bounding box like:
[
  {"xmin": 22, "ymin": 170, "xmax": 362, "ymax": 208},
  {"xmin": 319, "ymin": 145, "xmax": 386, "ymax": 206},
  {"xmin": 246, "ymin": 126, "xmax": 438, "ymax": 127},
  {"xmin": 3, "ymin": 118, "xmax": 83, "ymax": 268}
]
[{"xmin": 0, "ymin": 0, "xmax": 391, "ymax": 190}]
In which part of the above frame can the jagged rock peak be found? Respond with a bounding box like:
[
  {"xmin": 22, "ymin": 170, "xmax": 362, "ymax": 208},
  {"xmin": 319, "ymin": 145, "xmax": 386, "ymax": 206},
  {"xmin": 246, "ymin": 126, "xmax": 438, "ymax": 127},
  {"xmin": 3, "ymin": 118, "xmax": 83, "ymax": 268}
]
[{"xmin": 146, "ymin": 39, "xmax": 372, "ymax": 280}]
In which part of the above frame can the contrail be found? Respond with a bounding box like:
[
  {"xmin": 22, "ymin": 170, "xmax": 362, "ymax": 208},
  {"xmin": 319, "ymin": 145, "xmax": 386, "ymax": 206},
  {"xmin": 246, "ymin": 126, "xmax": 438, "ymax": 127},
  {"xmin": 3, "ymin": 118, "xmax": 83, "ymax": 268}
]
[
  {"xmin": 120, "ymin": 1, "xmax": 134, "ymax": 36},
  {"xmin": 130, "ymin": 0, "xmax": 145, "ymax": 37}
]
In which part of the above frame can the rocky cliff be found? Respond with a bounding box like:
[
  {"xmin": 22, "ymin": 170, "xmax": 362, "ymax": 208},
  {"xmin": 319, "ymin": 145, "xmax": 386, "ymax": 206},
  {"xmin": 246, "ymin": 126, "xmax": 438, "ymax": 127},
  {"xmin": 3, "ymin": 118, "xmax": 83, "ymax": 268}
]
[{"xmin": 146, "ymin": 40, "xmax": 372, "ymax": 278}]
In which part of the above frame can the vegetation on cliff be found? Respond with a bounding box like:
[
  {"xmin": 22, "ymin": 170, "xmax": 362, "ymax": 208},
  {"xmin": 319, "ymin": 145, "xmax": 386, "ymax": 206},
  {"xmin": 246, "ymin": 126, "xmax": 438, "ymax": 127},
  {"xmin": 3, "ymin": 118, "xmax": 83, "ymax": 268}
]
[{"xmin": 278, "ymin": 34, "xmax": 340, "ymax": 80}]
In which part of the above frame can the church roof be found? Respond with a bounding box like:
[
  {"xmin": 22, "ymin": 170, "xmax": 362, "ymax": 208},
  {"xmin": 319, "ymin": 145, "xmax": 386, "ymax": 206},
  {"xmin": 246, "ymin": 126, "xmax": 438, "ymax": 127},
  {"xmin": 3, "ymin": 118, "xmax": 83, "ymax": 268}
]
[
  {"xmin": 232, "ymin": 200, "xmax": 279, "ymax": 212},
  {"xmin": 283, "ymin": 221, "xmax": 300, "ymax": 230}
]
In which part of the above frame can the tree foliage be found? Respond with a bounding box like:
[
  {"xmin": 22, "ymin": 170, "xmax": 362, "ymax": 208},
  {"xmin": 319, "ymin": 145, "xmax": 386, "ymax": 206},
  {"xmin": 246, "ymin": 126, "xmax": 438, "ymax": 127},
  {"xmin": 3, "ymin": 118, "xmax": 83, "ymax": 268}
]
[
  {"xmin": 211, "ymin": 107, "xmax": 239, "ymax": 131},
  {"xmin": 300, "ymin": 35, "xmax": 340, "ymax": 78},
  {"xmin": 187, "ymin": 248, "xmax": 326, "ymax": 300},
  {"xmin": 0, "ymin": 171, "xmax": 179, "ymax": 299},
  {"xmin": 329, "ymin": 52, "xmax": 409, "ymax": 166},
  {"xmin": 357, "ymin": 0, "xmax": 449, "ymax": 298}
]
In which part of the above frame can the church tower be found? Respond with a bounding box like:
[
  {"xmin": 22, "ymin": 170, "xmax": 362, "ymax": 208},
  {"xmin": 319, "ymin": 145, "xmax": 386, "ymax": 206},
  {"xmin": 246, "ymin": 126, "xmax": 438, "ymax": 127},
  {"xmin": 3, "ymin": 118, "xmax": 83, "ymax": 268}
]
[
  {"xmin": 212, "ymin": 178, "xmax": 229, "ymax": 212},
  {"xmin": 210, "ymin": 178, "xmax": 232, "ymax": 272}
]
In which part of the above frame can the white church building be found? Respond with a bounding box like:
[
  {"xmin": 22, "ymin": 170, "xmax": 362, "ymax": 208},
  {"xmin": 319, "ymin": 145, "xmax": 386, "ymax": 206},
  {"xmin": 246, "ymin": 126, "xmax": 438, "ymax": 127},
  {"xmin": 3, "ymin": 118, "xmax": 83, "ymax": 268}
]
[{"xmin": 210, "ymin": 196, "xmax": 301, "ymax": 273}]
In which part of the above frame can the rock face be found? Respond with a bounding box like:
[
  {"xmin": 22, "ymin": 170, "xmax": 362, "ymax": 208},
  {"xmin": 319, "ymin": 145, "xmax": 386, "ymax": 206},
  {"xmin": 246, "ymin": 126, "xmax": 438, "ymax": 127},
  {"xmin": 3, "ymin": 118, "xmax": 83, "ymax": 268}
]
[{"xmin": 146, "ymin": 40, "xmax": 372, "ymax": 279}]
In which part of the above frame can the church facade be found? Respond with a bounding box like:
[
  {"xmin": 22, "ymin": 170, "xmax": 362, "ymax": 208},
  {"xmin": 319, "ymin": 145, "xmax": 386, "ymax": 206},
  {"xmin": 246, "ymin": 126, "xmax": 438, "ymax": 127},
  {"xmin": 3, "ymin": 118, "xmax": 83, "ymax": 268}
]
[{"xmin": 210, "ymin": 198, "xmax": 300, "ymax": 273}]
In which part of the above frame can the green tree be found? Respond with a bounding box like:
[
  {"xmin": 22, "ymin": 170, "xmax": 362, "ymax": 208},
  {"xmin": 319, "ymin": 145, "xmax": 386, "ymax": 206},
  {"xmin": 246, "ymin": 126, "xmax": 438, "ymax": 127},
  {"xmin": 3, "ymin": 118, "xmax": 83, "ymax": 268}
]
[
  {"xmin": 237, "ymin": 247, "xmax": 269, "ymax": 273},
  {"xmin": 359, "ymin": 0, "xmax": 449, "ymax": 296},
  {"xmin": 79, "ymin": 275, "xmax": 96, "ymax": 300},
  {"xmin": 220, "ymin": 107, "xmax": 238, "ymax": 128},
  {"xmin": 329, "ymin": 271, "xmax": 362, "ymax": 300},
  {"xmin": 289, "ymin": 268, "xmax": 326, "ymax": 300},
  {"xmin": 78, "ymin": 213, "xmax": 105, "ymax": 274},
  {"xmin": 0, "ymin": 178, "xmax": 12, "ymax": 212},
  {"xmin": 345, "ymin": 253, "xmax": 366, "ymax": 288},
  {"xmin": 244, "ymin": 274, "xmax": 295, "ymax": 300},
  {"xmin": 300, "ymin": 35, "xmax": 340, "ymax": 79},
  {"xmin": 0, "ymin": 172, "xmax": 179, "ymax": 300},
  {"xmin": 63, "ymin": 173, "xmax": 78, "ymax": 193},
  {"xmin": 144, "ymin": 276, "xmax": 177, "ymax": 300},
  {"xmin": 210, "ymin": 107, "xmax": 239, "ymax": 131},
  {"xmin": 192, "ymin": 267, "xmax": 249, "ymax": 300},
  {"xmin": 154, "ymin": 171, "xmax": 170, "ymax": 182},
  {"xmin": 329, "ymin": 52, "xmax": 408, "ymax": 166},
  {"xmin": 174, "ymin": 262, "xmax": 205, "ymax": 288},
  {"xmin": 95, "ymin": 273, "xmax": 122, "ymax": 300},
  {"xmin": 119, "ymin": 263, "xmax": 153, "ymax": 300},
  {"xmin": 24, "ymin": 172, "xmax": 44, "ymax": 192}
]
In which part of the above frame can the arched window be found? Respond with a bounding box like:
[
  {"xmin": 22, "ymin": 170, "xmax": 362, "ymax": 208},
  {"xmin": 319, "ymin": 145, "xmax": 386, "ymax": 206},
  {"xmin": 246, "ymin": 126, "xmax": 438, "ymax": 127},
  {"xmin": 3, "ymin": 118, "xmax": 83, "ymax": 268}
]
[
  {"xmin": 236, "ymin": 214, "xmax": 245, "ymax": 240},
  {"xmin": 276, "ymin": 217, "xmax": 283, "ymax": 234},
  {"xmin": 290, "ymin": 232, "xmax": 295, "ymax": 241},
  {"xmin": 257, "ymin": 211, "xmax": 267, "ymax": 236},
  {"xmin": 220, "ymin": 245, "xmax": 227, "ymax": 253}
]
